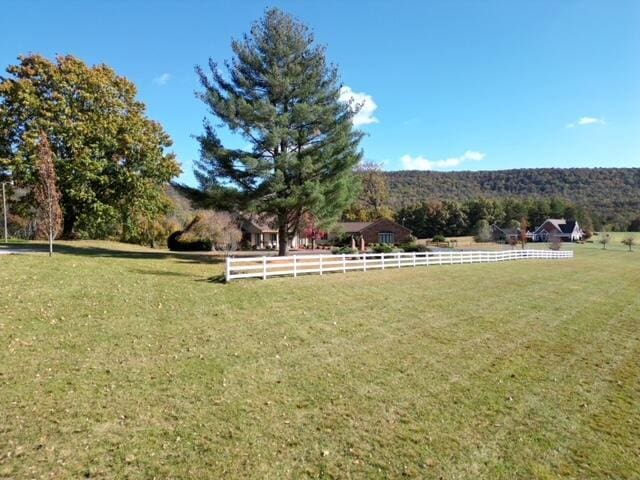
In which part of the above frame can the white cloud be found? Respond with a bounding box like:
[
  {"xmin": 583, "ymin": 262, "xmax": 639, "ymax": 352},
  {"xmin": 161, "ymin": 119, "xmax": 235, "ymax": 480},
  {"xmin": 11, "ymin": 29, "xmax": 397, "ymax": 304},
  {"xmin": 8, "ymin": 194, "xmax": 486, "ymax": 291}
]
[
  {"xmin": 566, "ymin": 116, "xmax": 605, "ymax": 128},
  {"xmin": 339, "ymin": 86, "xmax": 378, "ymax": 126},
  {"xmin": 401, "ymin": 150, "xmax": 485, "ymax": 171},
  {"xmin": 153, "ymin": 73, "xmax": 171, "ymax": 86}
]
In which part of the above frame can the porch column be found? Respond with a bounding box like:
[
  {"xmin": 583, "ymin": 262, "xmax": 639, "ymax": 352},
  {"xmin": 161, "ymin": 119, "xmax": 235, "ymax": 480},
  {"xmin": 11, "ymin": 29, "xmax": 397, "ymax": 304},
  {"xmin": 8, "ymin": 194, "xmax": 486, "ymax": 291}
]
[{"xmin": 260, "ymin": 233, "xmax": 264, "ymax": 249}]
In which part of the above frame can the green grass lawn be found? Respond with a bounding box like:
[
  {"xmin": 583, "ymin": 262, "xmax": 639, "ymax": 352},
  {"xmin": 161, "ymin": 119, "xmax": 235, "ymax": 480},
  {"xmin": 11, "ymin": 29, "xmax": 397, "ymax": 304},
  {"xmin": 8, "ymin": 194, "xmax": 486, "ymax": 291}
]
[{"xmin": 1, "ymin": 241, "xmax": 639, "ymax": 478}]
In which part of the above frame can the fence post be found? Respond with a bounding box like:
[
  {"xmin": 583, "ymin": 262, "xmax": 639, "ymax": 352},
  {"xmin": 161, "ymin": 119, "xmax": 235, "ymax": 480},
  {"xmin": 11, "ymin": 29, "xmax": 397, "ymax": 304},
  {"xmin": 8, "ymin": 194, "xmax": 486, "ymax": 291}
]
[
  {"xmin": 413, "ymin": 252, "xmax": 416, "ymax": 267},
  {"xmin": 319, "ymin": 256, "xmax": 323, "ymax": 275},
  {"xmin": 381, "ymin": 254, "xmax": 385, "ymax": 270},
  {"xmin": 225, "ymin": 256, "xmax": 231, "ymax": 282},
  {"xmin": 363, "ymin": 254, "xmax": 367, "ymax": 272},
  {"xmin": 342, "ymin": 254, "xmax": 346, "ymax": 273},
  {"xmin": 397, "ymin": 253, "xmax": 401, "ymax": 268},
  {"xmin": 262, "ymin": 256, "xmax": 267, "ymax": 280},
  {"xmin": 294, "ymin": 255, "xmax": 298, "ymax": 277}
]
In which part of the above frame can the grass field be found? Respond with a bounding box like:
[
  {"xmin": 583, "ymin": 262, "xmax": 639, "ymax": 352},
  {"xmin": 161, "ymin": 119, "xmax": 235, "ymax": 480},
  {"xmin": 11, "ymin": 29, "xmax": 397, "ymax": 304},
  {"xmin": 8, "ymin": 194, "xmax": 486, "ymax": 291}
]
[{"xmin": 1, "ymin": 240, "xmax": 639, "ymax": 478}]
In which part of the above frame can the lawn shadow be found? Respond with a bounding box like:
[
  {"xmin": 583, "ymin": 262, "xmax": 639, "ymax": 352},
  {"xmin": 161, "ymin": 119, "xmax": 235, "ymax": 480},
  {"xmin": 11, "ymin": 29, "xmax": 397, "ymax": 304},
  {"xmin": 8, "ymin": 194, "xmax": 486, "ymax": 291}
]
[
  {"xmin": 1, "ymin": 242, "xmax": 224, "ymax": 265},
  {"xmin": 130, "ymin": 268, "xmax": 198, "ymax": 278},
  {"xmin": 200, "ymin": 273, "xmax": 227, "ymax": 284}
]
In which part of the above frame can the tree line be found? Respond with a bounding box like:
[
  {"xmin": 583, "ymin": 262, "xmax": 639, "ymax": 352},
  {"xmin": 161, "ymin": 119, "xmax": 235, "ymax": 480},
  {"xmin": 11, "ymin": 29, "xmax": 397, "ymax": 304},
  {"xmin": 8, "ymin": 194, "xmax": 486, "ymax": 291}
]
[
  {"xmin": 395, "ymin": 197, "xmax": 593, "ymax": 239},
  {"xmin": 384, "ymin": 168, "xmax": 640, "ymax": 231}
]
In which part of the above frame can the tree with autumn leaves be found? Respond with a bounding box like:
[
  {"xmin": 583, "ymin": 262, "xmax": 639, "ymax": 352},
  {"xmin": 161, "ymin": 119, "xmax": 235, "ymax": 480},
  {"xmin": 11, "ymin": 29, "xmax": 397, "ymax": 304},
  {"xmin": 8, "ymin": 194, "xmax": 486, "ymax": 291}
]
[
  {"xmin": 33, "ymin": 133, "xmax": 62, "ymax": 255},
  {"xmin": 0, "ymin": 54, "xmax": 180, "ymax": 240}
]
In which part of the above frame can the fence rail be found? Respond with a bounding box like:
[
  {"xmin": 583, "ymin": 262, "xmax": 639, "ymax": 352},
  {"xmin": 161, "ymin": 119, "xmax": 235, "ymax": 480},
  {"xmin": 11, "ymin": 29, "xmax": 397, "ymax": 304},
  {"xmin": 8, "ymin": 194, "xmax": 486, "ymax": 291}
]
[{"xmin": 225, "ymin": 249, "xmax": 573, "ymax": 281}]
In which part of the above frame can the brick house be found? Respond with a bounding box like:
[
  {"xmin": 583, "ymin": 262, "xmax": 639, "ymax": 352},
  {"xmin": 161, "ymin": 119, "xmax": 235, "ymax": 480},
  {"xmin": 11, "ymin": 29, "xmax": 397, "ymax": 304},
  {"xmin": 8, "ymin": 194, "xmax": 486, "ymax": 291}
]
[{"xmin": 330, "ymin": 218, "xmax": 413, "ymax": 246}]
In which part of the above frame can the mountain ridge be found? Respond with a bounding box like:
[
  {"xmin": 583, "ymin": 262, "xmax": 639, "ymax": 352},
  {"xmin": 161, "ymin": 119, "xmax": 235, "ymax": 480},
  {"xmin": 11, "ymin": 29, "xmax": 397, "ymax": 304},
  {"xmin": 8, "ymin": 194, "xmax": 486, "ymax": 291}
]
[{"xmin": 383, "ymin": 167, "xmax": 640, "ymax": 227}]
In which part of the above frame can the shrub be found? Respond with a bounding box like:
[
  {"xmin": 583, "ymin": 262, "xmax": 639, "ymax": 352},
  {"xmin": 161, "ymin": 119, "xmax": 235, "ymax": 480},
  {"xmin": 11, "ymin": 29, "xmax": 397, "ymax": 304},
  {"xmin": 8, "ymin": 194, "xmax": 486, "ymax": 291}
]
[
  {"xmin": 167, "ymin": 231, "xmax": 213, "ymax": 251},
  {"xmin": 371, "ymin": 243, "xmax": 393, "ymax": 253},
  {"xmin": 549, "ymin": 235, "xmax": 562, "ymax": 251},
  {"xmin": 331, "ymin": 246, "xmax": 358, "ymax": 255},
  {"xmin": 432, "ymin": 234, "xmax": 446, "ymax": 243},
  {"xmin": 180, "ymin": 210, "xmax": 242, "ymax": 250},
  {"xmin": 400, "ymin": 242, "xmax": 429, "ymax": 252}
]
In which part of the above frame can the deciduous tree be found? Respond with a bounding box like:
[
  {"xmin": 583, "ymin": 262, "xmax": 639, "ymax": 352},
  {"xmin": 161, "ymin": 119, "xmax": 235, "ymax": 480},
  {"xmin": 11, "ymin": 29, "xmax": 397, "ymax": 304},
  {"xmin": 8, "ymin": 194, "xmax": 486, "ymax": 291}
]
[
  {"xmin": 0, "ymin": 54, "xmax": 180, "ymax": 238},
  {"xmin": 621, "ymin": 236, "xmax": 636, "ymax": 252},
  {"xmin": 598, "ymin": 231, "xmax": 611, "ymax": 249},
  {"xmin": 180, "ymin": 210, "xmax": 242, "ymax": 251},
  {"xmin": 345, "ymin": 161, "xmax": 392, "ymax": 221},
  {"xmin": 518, "ymin": 218, "xmax": 528, "ymax": 250},
  {"xmin": 194, "ymin": 9, "xmax": 363, "ymax": 255},
  {"xmin": 33, "ymin": 132, "xmax": 62, "ymax": 256}
]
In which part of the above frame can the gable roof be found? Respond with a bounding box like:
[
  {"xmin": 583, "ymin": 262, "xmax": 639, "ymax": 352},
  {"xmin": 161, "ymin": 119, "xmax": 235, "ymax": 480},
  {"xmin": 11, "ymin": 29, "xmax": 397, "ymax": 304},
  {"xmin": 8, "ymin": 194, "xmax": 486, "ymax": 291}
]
[
  {"xmin": 336, "ymin": 218, "xmax": 413, "ymax": 234},
  {"xmin": 559, "ymin": 220, "xmax": 578, "ymax": 234},
  {"xmin": 336, "ymin": 221, "xmax": 375, "ymax": 233},
  {"xmin": 239, "ymin": 214, "xmax": 278, "ymax": 233},
  {"xmin": 533, "ymin": 218, "xmax": 580, "ymax": 235},
  {"xmin": 534, "ymin": 219, "xmax": 564, "ymax": 234}
]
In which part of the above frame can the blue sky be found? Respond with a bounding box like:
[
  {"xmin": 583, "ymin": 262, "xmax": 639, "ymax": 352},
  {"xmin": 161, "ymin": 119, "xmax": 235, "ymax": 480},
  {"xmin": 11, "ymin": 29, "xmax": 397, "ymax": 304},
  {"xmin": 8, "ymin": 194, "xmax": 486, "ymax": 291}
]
[{"xmin": 2, "ymin": 1, "xmax": 639, "ymax": 185}]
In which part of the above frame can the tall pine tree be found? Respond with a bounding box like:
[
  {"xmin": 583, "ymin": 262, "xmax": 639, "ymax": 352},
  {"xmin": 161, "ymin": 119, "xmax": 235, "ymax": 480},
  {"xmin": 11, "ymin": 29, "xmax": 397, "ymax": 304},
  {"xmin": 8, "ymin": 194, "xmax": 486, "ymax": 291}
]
[{"xmin": 195, "ymin": 8, "xmax": 363, "ymax": 255}]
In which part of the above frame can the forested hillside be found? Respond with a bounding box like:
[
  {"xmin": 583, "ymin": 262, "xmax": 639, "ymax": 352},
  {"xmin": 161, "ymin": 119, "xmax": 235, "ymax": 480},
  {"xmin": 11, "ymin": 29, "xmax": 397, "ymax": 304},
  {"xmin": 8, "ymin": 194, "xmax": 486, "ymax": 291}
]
[{"xmin": 384, "ymin": 168, "xmax": 640, "ymax": 228}]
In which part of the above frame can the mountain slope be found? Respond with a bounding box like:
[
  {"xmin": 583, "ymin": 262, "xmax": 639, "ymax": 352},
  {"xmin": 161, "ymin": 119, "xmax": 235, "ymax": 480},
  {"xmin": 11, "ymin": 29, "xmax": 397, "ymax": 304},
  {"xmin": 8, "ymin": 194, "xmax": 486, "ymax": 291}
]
[{"xmin": 384, "ymin": 167, "xmax": 640, "ymax": 226}]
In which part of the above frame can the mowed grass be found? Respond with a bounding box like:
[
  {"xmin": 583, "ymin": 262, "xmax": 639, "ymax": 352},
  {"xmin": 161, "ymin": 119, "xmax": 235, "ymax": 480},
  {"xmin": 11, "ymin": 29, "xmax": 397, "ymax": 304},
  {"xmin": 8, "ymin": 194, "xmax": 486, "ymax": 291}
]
[{"xmin": 1, "ymin": 241, "xmax": 639, "ymax": 479}]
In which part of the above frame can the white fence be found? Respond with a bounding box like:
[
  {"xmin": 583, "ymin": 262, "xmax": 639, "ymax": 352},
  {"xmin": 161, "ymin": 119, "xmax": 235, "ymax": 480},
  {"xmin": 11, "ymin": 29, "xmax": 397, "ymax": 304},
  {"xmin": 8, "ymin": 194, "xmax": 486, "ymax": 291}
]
[{"xmin": 225, "ymin": 249, "xmax": 573, "ymax": 281}]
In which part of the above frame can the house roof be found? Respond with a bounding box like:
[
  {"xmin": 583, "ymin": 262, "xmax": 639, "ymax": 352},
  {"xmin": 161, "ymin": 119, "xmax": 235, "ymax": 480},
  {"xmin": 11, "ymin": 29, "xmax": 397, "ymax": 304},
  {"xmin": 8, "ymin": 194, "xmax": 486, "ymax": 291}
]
[
  {"xmin": 240, "ymin": 215, "xmax": 278, "ymax": 233},
  {"xmin": 336, "ymin": 221, "xmax": 375, "ymax": 233},
  {"xmin": 559, "ymin": 220, "xmax": 578, "ymax": 234},
  {"xmin": 534, "ymin": 218, "xmax": 580, "ymax": 235}
]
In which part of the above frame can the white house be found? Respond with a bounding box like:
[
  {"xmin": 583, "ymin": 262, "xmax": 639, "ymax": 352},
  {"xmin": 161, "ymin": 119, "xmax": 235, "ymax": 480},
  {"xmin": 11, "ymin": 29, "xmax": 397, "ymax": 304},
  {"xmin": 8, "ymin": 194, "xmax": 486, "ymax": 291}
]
[{"xmin": 532, "ymin": 219, "xmax": 583, "ymax": 242}]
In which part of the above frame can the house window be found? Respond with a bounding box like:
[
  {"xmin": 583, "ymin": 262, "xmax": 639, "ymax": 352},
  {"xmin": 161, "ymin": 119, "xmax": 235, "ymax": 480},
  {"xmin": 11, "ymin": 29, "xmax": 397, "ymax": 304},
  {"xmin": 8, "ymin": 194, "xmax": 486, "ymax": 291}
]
[{"xmin": 378, "ymin": 232, "xmax": 394, "ymax": 244}]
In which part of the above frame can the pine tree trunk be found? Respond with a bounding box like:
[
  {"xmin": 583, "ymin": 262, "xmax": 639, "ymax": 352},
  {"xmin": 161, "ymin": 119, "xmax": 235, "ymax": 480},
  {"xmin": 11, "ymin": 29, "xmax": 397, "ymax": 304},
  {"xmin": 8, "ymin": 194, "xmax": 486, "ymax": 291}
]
[{"xmin": 278, "ymin": 219, "xmax": 288, "ymax": 257}]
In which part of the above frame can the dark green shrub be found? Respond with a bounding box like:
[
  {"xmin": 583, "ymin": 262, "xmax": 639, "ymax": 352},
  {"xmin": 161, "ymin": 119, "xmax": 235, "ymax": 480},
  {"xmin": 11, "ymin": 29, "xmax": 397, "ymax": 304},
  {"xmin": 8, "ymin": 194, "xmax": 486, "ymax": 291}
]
[
  {"xmin": 371, "ymin": 243, "xmax": 393, "ymax": 253},
  {"xmin": 331, "ymin": 246, "xmax": 358, "ymax": 255},
  {"xmin": 167, "ymin": 231, "xmax": 213, "ymax": 251},
  {"xmin": 432, "ymin": 234, "xmax": 446, "ymax": 243},
  {"xmin": 401, "ymin": 242, "xmax": 429, "ymax": 252}
]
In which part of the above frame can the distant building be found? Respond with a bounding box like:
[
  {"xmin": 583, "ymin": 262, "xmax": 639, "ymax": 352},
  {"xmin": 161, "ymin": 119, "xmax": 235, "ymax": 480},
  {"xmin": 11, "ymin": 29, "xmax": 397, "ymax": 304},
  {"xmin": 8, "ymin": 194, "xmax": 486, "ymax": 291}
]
[
  {"xmin": 491, "ymin": 224, "xmax": 532, "ymax": 242},
  {"xmin": 330, "ymin": 219, "xmax": 413, "ymax": 245},
  {"xmin": 239, "ymin": 215, "xmax": 307, "ymax": 250},
  {"xmin": 532, "ymin": 219, "xmax": 583, "ymax": 242}
]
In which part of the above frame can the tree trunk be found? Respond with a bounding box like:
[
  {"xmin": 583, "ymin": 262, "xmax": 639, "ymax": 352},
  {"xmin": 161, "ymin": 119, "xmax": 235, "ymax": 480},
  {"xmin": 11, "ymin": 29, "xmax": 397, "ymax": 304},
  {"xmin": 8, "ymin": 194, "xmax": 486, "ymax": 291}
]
[
  {"xmin": 62, "ymin": 209, "xmax": 76, "ymax": 239},
  {"xmin": 278, "ymin": 218, "xmax": 288, "ymax": 256}
]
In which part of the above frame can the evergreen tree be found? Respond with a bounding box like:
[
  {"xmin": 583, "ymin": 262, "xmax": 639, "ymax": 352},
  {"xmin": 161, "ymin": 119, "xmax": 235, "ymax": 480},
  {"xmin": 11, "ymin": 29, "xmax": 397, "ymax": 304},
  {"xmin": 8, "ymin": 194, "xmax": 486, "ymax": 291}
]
[
  {"xmin": 194, "ymin": 8, "xmax": 363, "ymax": 255},
  {"xmin": 474, "ymin": 219, "xmax": 492, "ymax": 243}
]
